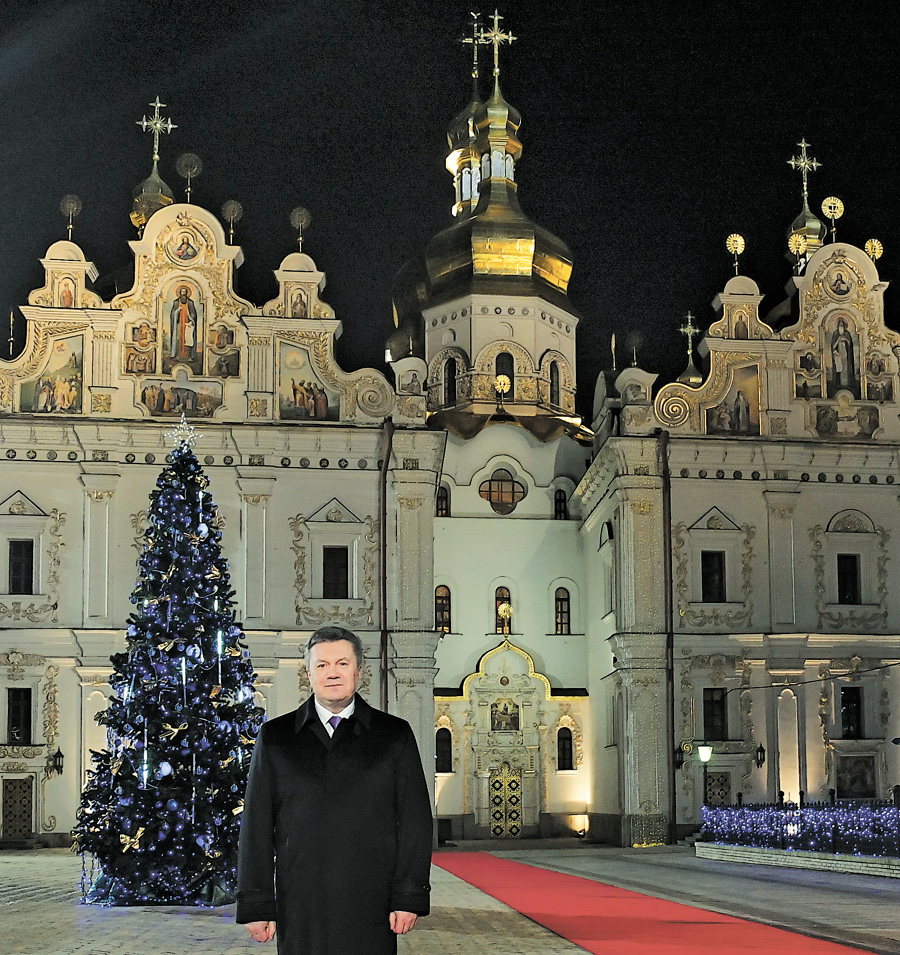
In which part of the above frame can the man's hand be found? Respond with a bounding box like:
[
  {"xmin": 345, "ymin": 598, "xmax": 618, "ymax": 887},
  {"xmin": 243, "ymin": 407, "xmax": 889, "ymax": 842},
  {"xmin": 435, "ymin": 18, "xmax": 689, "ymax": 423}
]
[
  {"xmin": 390, "ymin": 911, "xmax": 418, "ymax": 934},
  {"xmin": 245, "ymin": 920, "xmax": 276, "ymax": 943}
]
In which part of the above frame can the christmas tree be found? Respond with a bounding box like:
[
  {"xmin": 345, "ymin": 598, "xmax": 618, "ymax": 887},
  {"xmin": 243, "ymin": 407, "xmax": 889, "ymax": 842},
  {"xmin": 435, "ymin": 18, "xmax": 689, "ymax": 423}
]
[{"xmin": 75, "ymin": 418, "xmax": 263, "ymax": 906}]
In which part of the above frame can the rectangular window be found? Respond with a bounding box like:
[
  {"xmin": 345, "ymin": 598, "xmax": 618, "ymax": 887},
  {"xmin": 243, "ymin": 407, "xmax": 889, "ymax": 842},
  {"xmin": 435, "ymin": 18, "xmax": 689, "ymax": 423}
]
[
  {"xmin": 322, "ymin": 546, "xmax": 349, "ymax": 599},
  {"xmin": 8, "ymin": 540, "xmax": 34, "ymax": 595},
  {"xmin": 700, "ymin": 550, "xmax": 726, "ymax": 602},
  {"xmin": 7, "ymin": 688, "xmax": 32, "ymax": 744},
  {"xmin": 703, "ymin": 687, "xmax": 728, "ymax": 741},
  {"xmin": 554, "ymin": 589, "xmax": 571, "ymax": 634},
  {"xmin": 837, "ymin": 554, "xmax": 861, "ymax": 605},
  {"xmin": 840, "ymin": 685, "xmax": 864, "ymax": 739}
]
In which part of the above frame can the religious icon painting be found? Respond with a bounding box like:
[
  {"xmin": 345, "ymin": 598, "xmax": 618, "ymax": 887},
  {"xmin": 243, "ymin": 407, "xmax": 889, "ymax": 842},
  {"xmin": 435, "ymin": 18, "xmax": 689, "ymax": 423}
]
[
  {"xmin": 705, "ymin": 365, "xmax": 760, "ymax": 436},
  {"xmin": 277, "ymin": 343, "xmax": 337, "ymax": 421},
  {"xmin": 166, "ymin": 229, "xmax": 201, "ymax": 265},
  {"xmin": 490, "ymin": 699, "xmax": 520, "ymax": 732},
  {"xmin": 731, "ymin": 309, "xmax": 749, "ymax": 340},
  {"xmin": 161, "ymin": 280, "xmax": 204, "ymax": 376},
  {"xmin": 57, "ymin": 276, "xmax": 76, "ymax": 309},
  {"xmin": 123, "ymin": 345, "xmax": 156, "ymax": 376},
  {"xmin": 793, "ymin": 373, "xmax": 822, "ymax": 401},
  {"xmin": 288, "ymin": 288, "xmax": 308, "ymax": 318},
  {"xmin": 20, "ymin": 336, "xmax": 83, "ymax": 414},
  {"xmin": 400, "ymin": 371, "xmax": 423, "ymax": 394},
  {"xmin": 131, "ymin": 323, "xmax": 157, "ymax": 347},
  {"xmin": 209, "ymin": 348, "xmax": 240, "ymax": 379},
  {"xmin": 825, "ymin": 266, "xmax": 855, "ymax": 300},
  {"xmin": 825, "ymin": 315, "xmax": 860, "ymax": 399},
  {"xmin": 138, "ymin": 375, "xmax": 222, "ymax": 418},
  {"xmin": 866, "ymin": 378, "xmax": 894, "ymax": 403}
]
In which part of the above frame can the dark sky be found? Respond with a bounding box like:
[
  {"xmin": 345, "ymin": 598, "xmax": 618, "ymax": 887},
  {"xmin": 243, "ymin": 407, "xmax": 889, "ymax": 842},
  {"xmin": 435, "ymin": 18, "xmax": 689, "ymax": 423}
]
[{"xmin": 2, "ymin": 1, "xmax": 898, "ymax": 418}]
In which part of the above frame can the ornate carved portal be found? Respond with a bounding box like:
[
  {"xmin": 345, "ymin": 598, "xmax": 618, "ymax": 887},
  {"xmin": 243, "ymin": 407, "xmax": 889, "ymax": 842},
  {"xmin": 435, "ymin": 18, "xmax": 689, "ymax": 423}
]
[{"xmin": 489, "ymin": 762, "xmax": 522, "ymax": 838}]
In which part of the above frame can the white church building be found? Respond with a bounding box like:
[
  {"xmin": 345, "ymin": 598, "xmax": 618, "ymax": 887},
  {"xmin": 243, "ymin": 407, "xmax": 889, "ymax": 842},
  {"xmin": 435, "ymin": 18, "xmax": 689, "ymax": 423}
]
[{"xmin": 2, "ymin": 42, "xmax": 899, "ymax": 849}]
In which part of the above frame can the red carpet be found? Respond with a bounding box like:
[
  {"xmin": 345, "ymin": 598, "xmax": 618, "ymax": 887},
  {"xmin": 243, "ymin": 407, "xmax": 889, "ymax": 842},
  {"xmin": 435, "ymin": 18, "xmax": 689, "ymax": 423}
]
[{"xmin": 435, "ymin": 852, "xmax": 868, "ymax": 953}]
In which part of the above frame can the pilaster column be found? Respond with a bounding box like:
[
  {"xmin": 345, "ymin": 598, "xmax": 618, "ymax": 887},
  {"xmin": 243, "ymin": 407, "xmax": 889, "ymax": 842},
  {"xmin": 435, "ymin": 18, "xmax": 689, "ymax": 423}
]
[
  {"xmin": 391, "ymin": 629, "xmax": 440, "ymax": 804},
  {"xmin": 236, "ymin": 474, "xmax": 275, "ymax": 621},
  {"xmin": 765, "ymin": 490, "xmax": 799, "ymax": 628},
  {"xmin": 79, "ymin": 472, "xmax": 120, "ymax": 622}
]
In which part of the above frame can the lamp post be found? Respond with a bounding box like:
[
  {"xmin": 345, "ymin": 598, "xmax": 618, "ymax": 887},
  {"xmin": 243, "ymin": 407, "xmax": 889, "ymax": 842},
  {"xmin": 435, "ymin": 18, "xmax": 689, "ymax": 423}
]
[{"xmin": 698, "ymin": 743, "xmax": 713, "ymax": 805}]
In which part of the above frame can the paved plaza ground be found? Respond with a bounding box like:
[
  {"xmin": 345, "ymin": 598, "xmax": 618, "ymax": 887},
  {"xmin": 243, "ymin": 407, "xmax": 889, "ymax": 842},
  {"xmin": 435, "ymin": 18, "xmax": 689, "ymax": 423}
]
[{"xmin": 2, "ymin": 842, "xmax": 900, "ymax": 955}]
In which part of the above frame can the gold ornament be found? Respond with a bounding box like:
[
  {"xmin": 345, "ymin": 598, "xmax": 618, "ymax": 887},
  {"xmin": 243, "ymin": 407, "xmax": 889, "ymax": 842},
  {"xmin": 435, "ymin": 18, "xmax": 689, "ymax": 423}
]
[
  {"xmin": 725, "ymin": 233, "xmax": 745, "ymax": 255},
  {"xmin": 120, "ymin": 827, "xmax": 145, "ymax": 852},
  {"xmin": 822, "ymin": 196, "xmax": 844, "ymax": 219},
  {"xmin": 233, "ymin": 801, "xmax": 244, "ymax": 815},
  {"xmin": 788, "ymin": 233, "xmax": 808, "ymax": 256},
  {"xmin": 497, "ymin": 601, "xmax": 513, "ymax": 620},
  {"xmin": 210, "ymin": 685, "xmax": 222, "ymax": 698},
  {"xmin": 161, "ymin": 722, "xmax": 188, "ymax": 740},
  {"xmin": 494, "ymin": 374, "xmax": 511, "ymax": 395},
  {"xmin": 865, "ymin": 239, "xmax": 884, "ymax": 261}
]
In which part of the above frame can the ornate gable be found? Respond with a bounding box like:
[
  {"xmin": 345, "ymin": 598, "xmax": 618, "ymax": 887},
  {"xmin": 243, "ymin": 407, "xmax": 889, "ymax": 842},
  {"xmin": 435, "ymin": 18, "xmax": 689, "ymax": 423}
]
[{"xmin": 652, "ymin": 243, "xmax": 900, "ymax": 442}]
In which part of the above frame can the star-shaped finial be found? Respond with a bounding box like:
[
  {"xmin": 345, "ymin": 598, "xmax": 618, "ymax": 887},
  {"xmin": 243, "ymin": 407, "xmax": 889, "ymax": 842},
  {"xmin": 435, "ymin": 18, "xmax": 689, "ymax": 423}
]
[
  {"xmin": 137, "ymin": 96, "xmax": 177, "ymax": 163},
  {"xmin": 787, "ymin": 137, "xmax": 821, "ymax": 197},
  {"xmin": 479, "ymin": 9, "xmax": 516, "ymax": 78},
  {"xmin": 165, "ymin": 412, "xmax": 202, "ymax": 449}
]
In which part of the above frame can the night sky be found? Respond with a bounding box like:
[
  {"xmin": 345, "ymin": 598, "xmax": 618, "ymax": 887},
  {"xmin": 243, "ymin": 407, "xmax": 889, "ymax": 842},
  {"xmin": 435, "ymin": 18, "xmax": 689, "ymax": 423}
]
[{"xmin": 2, "ymin": 1, "xmax": 898, "ymax": 419}]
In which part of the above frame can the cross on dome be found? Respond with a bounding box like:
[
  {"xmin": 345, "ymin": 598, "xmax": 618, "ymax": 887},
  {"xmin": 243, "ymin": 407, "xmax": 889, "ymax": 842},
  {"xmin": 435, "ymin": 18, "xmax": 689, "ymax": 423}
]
[
  {"xmin": 137, "ymin": 97, "xmax": 177, "ymax": 163},
  {"xmin": 479, "ymin": 9, "xmax": 516, "ymax": 78},
  {"xmin": 787, "ymin": 138, "xmax": 821, "ymax": 198}
]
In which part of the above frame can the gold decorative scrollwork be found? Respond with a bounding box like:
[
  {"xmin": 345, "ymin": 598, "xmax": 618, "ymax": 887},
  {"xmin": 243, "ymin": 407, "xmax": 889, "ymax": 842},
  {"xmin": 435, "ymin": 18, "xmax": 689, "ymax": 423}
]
[
  {"xmin": 91, "ymin": 394, "xmax": 112, "ymax": 413},
  {"xmin": 655, "ymin": 393, "xmax": 691, "ymax": 427}
]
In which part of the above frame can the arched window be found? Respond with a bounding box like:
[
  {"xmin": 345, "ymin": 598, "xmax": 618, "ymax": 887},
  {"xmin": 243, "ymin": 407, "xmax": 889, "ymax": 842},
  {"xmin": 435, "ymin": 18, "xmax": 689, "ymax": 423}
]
[
  {"xmin": 436, "ymin": 485, "xmax": 451, "ymax": 517},
  {"xmin": 549, "ymin": 361, "xmax": 560, "ymax": 406},
  {"xmin": 495, "ymin": 586, "xmax": 511, "ymax": 633},
  {"xmin": 557, "ymin": 727, "xmax": 574, "ymax": 771},
  {"xmin": 435, "ymin": 585, "xmax": 451, "ymax": 633},
  {"xmin": 436, "ymin": 727, "xmax": 453, "ymax": 773},
  {"xmin": 495, "ymin": 351, "xmax": 515, "ymax": 399},
  {"xmin": 555, "ymin": 587, "xmax": 571, "ymax": 634},
  {"xmin": 443, "ymin": 358, "xmax": 457, "ymax": 406},
  {"xmin": 479, "ymin": 468, "xmax": 526, "ymax": 514},
  {"xmin": 554, "ymin": 489, "xmax": 568, "ymax": 520}
]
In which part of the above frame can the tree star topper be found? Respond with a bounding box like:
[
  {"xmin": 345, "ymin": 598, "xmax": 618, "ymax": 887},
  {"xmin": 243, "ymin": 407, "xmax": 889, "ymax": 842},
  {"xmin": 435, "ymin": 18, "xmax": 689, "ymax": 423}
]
[
  {"xmin": 166, "ymin": 412, "xmax": 202, "ymax": 448},
  {"xmin": 137, "ymin": 96, "xmax": 177, "ymax": 163},
  {"xmin": 479, "ymin": 9, "xmax": 516, "ymax": 78}
]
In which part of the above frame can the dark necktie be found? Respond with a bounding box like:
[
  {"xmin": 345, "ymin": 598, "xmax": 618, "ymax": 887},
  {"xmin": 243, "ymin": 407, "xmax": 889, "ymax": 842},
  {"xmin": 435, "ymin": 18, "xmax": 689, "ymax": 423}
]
[{"xmin": 327, "ymin": 715, "xmax": 342, "ymax": 733}]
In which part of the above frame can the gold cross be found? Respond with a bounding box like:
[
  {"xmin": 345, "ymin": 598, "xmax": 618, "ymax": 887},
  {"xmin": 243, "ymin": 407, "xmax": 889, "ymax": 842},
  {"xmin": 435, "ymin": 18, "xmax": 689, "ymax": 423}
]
[
  {"xmin": 679, "ymin": 311, "xmax": 700, "ymax": 362},
  {"xmin": 479, "ymin": 9, "xmax": 516, "ymax": 78},
  {"xmin": 787, "ymin": 137, "xmax": 821, "ymax": 197},
  {"xmin": 137, "ymin": 96, "xmax": 177, "ymax": 162},
  {"xmin": 461, "ymin": 11, "xmax": 482, "ymax": 82}
]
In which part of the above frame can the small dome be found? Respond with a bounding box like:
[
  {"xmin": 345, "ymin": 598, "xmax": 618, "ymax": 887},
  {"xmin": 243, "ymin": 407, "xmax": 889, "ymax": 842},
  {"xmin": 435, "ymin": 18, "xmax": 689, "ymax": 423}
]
[{"xmin": 130, "ymin": 161, "xmax": 175, "ymax": 231}]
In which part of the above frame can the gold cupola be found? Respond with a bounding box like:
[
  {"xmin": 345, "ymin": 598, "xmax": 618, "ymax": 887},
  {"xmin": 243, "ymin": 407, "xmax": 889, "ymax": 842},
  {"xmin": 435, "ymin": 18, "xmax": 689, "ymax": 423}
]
[{"xmin": 424, "ymin": 68, "xmax": 574, "ymax": 308}]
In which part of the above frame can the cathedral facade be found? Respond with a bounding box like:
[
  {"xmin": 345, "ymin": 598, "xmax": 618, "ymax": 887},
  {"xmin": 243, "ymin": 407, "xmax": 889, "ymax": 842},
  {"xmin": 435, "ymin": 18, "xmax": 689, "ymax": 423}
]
[{"xmin": 2, "ymin": 48, "xmax": 900, "ymax": 849}]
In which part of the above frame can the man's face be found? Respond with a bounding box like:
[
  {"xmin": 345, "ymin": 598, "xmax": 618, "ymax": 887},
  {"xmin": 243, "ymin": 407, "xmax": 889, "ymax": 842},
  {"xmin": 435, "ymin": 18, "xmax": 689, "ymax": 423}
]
[{"xmin": 309, "ymin": 639, "xmax": 361, "ymax": 713}]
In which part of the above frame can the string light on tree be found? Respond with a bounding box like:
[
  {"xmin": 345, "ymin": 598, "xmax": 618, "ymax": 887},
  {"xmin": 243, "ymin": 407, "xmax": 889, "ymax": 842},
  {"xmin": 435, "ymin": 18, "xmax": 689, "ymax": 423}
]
[{"xmin": 73, "ymin": 419, "xmax": 263, "ymax": 906}]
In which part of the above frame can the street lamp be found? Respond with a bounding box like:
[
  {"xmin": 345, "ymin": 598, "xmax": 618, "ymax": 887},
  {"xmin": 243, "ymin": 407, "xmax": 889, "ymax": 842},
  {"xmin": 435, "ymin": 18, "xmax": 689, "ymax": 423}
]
[
  {"xmin": 698, "ymin": 743, "xmax": 713, "ymax": 805},
  {"xmin": 755, "ymin": 743, "xmax": 766, "ymax": 769}
]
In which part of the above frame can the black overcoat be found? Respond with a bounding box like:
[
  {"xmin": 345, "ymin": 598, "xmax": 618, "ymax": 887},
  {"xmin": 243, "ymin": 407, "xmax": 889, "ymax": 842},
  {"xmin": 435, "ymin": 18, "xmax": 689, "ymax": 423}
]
[{"xmin": 236, "ymin": 694, "xmax": 433, "ymax": 955}]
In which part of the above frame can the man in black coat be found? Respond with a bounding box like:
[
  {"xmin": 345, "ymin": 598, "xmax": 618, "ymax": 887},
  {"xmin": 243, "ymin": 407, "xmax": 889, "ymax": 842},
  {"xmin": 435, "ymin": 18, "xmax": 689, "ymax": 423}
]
[{"xmin": 236, "ymin": 625, "xmax": 433, "ymax": 954}]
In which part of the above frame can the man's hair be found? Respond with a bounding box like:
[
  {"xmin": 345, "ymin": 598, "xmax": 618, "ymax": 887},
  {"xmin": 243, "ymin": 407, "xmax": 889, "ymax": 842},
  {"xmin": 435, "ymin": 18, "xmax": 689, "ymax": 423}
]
[{"xmin": 305, "ymin": 625, "xmax": 364, "ymax": 668}]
